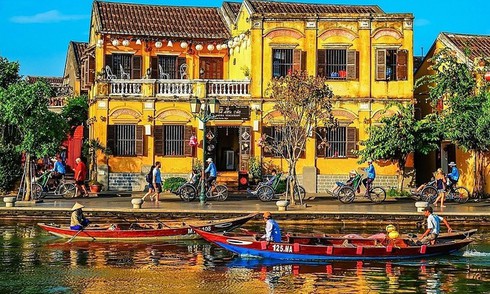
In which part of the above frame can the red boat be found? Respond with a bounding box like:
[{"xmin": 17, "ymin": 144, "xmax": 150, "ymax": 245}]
[
  {"xmin": 38, "ymin": 213, "xmax": 257, "ymax": 241},
  {"xmin": 192, "ymin": 227, "xmax": 473, "ymax": 261}
]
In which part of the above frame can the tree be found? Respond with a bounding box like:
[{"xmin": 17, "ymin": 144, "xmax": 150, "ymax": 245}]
[
  {"xmin": 416, "ymin": 48, "xmax": 490, "ymax": 196},
  {"xmin": 0, "ymin": 57, "xmax": 21, "ymax": 89},
  {"xmin": 0, "ymin": 81, "xmax": 68, "ymax": 200},
  {"xmin": 61, "ymin": 95, "xmax": 89, "ymax": 131},
  {"xmin": 358, "ymin": 103, "xmax": 440, "ymax": 191},
  {"xmin": 264, "ymin": 71, "xmax": 335, "ymax": 205}
]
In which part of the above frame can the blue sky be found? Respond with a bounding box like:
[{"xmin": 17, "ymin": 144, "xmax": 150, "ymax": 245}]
[{"xmin": 1, "ymin": 0, "xmax": 489, "ymax": 77}]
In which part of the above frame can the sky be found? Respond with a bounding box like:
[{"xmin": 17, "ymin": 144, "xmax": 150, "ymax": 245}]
[{"xmin": 1, "ymin": 0, "xmax": 489, "ymax": 77}]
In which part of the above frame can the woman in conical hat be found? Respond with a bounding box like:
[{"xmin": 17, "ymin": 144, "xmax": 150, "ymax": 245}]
[{"xmin": 70, "ymin": 202, "xmax": 89, "ymax": 230}]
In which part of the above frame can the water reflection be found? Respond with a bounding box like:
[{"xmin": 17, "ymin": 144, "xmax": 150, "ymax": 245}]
[{"xmin": 0, "ymin": 222, "xmax": 488, "ymax": 293}]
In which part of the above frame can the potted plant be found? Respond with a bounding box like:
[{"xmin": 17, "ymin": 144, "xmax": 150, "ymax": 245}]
[
  {"xmin": 240, "ymin": 65, "xmax": 250, "ymax": 80},
  {"xmin": 248, "ymin": 156, "xmax": 262, "ymax": 185}
]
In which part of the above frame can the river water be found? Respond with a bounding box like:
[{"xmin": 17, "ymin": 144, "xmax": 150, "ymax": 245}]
[{"xmin": 0, "ymin": 221, "xmax": 488, "ymax": 294}]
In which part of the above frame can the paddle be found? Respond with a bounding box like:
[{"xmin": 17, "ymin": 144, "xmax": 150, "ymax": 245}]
[
  {"xmin": 66, "ymin": 226, "xmax": 96, "ymax": 243},
  {"xmin": 155, "ymin": 218, "xmax": 175, "ymax": 229}
]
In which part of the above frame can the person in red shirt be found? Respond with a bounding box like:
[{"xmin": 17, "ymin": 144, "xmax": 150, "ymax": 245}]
[{"xmin": 74, "ymin": 157, "xmax": 88, "ymax": 197}]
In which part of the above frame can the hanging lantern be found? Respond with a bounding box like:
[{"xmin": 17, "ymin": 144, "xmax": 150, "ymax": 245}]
[
  {"xmin": 246, "ymin": 38, "xmax": 251, "ymax": 48},
  {"xmin": 234, "ymin": 36, "xmax": 240, "ymax": 43},
  {"xmin": 167, "ymin": 40, "xmax": 173, "ymax": 47},
  {"xmin": 180, "ymin": 41, "xmax": 188, "ymax": 49},
  {"xmin": 229, "ymin": 48, "xmax": 234, "ymax": 55},
  {"xmin": 122, "ymin": 39, "xmax": 130, "ymax": 46},
  {"xmin": 227, "ymin": 40, "xmax": 233, "ymax": 48},
  {"xmin": 112, "ymin": 39, "xmax": 120, "ymax": 46},
  {"xmin": 236, "ymin": 45, "xmax": 240, "ymax": 53},
  {"xmin": 136, "ymin": 39, "xmax": 142, "ymax": 45},
  {"xmin": 207, "ymin": 44, "xmax": 215, "ymax": 51},
  {"xmin": 195, "ymin": 44, "xmax": 203, "ymax": 51},
  {"xmin": 217, "ymin": 44, "xmax": 223, "ymax": 50},
  {"xmin": 155, "ymin": 41, "xmax": 163, "ymax": 48},
  {"xmin": 189, "ymin": 134, "xmax": 198, "ymax": 147},
  {"xmin": 96, "ymin": 39, "xmax": 104, "ymax": 48},
  {"xmin": 233, "ymin": 40, "xmax": 239, "ymax": 48},
  {"xmin": 221, "ymin": 44, "xmax": 227, "ymax": 49},
  {"xmin": 485, "ymin": 72, "xmax": 490, "ymax": 82},
  {"xmin": 240, "ymin": 33, "xmax": 245, "ymax": 40}
]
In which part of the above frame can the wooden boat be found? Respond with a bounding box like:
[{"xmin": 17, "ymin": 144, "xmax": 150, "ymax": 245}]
[
  {"xmin": 192, "ymin": 227, "xmax": 473, "ymax": 261},
  {"xmin": 38, "ymin": 213, "xmax": 257, "ymax": 241}
]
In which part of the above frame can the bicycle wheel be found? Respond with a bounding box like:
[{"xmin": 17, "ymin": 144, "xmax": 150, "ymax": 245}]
[
  {"xmin": 453, "ymin": 186, "xmax": 470, "ymax": 204},
  {"xmin": 180, "ymin": 184, "xmax": 197, "ymax": 202},
  {"xmin": 293, "ymin": 185, "xmax": 306, "ymax": 202},
  {"xmin": 32, "ymin": 183, "xmax": 43, "ymax": 200},
  {"xmin": 59, "ymin": 183, "xmax": 76, "ymax": 199},
  {"xmin": 257, "ymin": 186, "xmax": 275, "ymax": 202},
  {"xmin": 369, "ymin": 187, "xmax": 386, "ymax": 203},
  {"xmin": 215, "ymin": 185, "xmax": 228, "ymax": 201},
  {"xmin": 338, "ymin": 186, "xmax": 355, "ymax": 204},
  {"xmin": 420, "ymin": 186, "xmax": 438, "ymax": 204}
]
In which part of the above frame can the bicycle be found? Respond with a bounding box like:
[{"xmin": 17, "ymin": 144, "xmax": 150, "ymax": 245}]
[
  {"xmin": 33, "ymin": 170, "xmax": 76, "ymax": 199},
  {"xmin": 337, "ymin": 171, "xmax": 386, "ymax": 204},
  {"xmin": 420, "ymin": 183, "xmax": 470, "ymax": 204},
  {"xmin": 176, "ymin": 175, "xmax": 228, "ymax": 202}
]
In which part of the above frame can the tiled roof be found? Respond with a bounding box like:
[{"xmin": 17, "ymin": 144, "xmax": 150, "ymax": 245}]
[
  {"xmin": 26, "ymin": 76, "xmax": 64, "ymax": 85},
  {"xmin": 71, "ymin": 41, "xmax": 88, "ymax": 78},
  {"xmin": 247, "ymin": 0, "xmax": 383, "ymax": 14},
  {"xmin": 222, "ymin": 1, "xmax": 242, "ymax": 20},
  {"xmin": 443, "ymin": 32, "xmax": 490, "ymax": 60},
  {"xmin": 94, "ymin": 1, "xmax": 230, "ymax": 39}
]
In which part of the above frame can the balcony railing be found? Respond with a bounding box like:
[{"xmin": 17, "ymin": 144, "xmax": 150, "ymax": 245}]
[{"xmin": 104, "ymin": 79, "xmax": 250, "ymax": 98}]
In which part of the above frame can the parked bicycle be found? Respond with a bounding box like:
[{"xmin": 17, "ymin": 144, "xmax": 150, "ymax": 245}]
[
  {"xmin": 337, "ymin": 171, "xmax": 386, "ymax": 204},
  {"xmin": 33, "ymin": 170, "xmax": 76, "ymax": 199},
  {"xmin": 419, "ymin": 183, "xmax": 470, "ymax": 204},
  {"xmin": 175, "ymin": 174, "xmax": 228, "ymax": 202}
]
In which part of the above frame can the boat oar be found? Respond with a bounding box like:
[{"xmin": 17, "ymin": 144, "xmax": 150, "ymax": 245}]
[{"xmin": 66, "ymin": 227, "xmax": 96, "ymax": 243}]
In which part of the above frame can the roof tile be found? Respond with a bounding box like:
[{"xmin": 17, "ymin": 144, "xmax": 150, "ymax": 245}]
[
  {"xmin": 248, "ymin": 0, "xmax": 383, "ymax": 14},
  {"xmin": 443, "ymin": 33, "xmax": 490, "ymax": 60}
]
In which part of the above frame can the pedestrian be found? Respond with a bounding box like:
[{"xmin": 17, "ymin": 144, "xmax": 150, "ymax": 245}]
[
  {"xmin": 74, "ymin": 157, "xmax": 88, "ymax": 197},
  {"xmin": 434, "ymin": 168, "xmax": 447, "ymax": 207},
  {"xmin": 362, "ymin": 159, "xmax": 376, "ymax": 196},
  {"xmin": 152, "ymin": 161, "xmax": 162, "ymax": 202},
  {"xmin": 142, "ymin": 165, "xmax": 155, "ymax": 202},
  {"xmin": 447, "ymin": 162, "xmax": 459, "ymax": 191},
  {"xmin": 256, "ymin": 211, "xmax": 282, "ymax": 243},
  {"xmin": 51, "ymin": 156, "xmax": 66, "ymax": 186},
  {"xmin": 70, "ymin": 202, "xmax": 90, "ymax": 230},
  {"xmin": 418, "ymin": 206, "xmax": 452, "ymax": 245}
]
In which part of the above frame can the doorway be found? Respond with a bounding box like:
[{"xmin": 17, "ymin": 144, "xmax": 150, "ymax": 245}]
[{"xmin": 216, "ymin": 126, "xmax": 239, "ymax": 171}]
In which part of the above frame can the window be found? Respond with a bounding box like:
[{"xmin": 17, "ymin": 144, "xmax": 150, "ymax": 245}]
[
  {"xmin": 262, "ymin": 126, "xmax": 305, "ymax": 158},
  {"xmin": 375, "ymin": 49, "xmax": 408, "ymax": 81},
  {"xmin": 317, "ymin": 49, "xmax": 357, "ymax": 80},
  {"xmin": 316, "ymin": 127, "xmax": 358, "ymax": 158},
  {"xmin": 151, "ymin": 56, "xmax": 186, "ymax": 79},
  {"xmin": 154, "ymin": 125, "xmax": 195, "ymax": 157},
  {"xmin": 105, "ymin": 54, "xmax": 142, "ymax": 79},
  {"xmin": 107, "ymin": 124, "xmax": 144, "ymax": 156},
  {"xmin": 272, "ymin": 49, "xmax": 305, "ymax": 78}
]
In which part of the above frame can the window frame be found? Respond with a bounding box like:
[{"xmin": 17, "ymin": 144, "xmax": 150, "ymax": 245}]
[
  {"xmin": 375, "ymin": 48, "xmax": 408, "ymax": 81},
  {"xmin": 316, "ymin": 126, "xmax": 358, "ymax": 158},
  {"xmin": 107, "ymin": 124, "xmax": 144, "ymax": 157}
]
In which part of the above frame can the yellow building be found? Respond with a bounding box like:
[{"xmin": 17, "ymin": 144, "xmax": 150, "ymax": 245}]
[
  {"xmin": 82, "ymin": 0, "xmax": 413, "ymax": 192},
  {"xmin": 415, "ymin": 32, "xmax": 490, "ymax": 194},
  {"xmin": 63, "ymin": 41, "xmax": 89, "ymax": 97}
]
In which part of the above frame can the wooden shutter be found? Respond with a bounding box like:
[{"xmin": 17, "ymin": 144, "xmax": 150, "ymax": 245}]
[
  {"xmin": 315, "ymin": 127, "xmax": 326, "ymax": 158},
  {"xmin": 346, "ymin": 127, "xmax": 358, "ymax": 158},
  {"xmin": 184, "ymin": 126, "xmax": 194, "ymax": 157},
  {"xmin": 346, "ymin": 50, "xmax": 357, "ymax": 80},
  {"xmin": 177, "ymin": 57, "xmax": 186, "ymax": 78},
  {"xmin": 132, "ymin": 55, "xmax": 142, "ymax": 79},
  {"xmin": 396, "ymin": 49, "xmax": 408, "ymax": 81},
  {"xmin": 151, "ymin": 56, "xmax": 158, "ymax": 79},
  {"xmin": 105, "ymin": 55, "xmax": 112, "ymax": 69},
  {"xmin": 317, "ymin": 50, "xmax": 326, "ymax": 77},
  {"xmin": 136, "ymin": 125, "xmax": 144, "ymax": 156},
  {"xmin": 292, "ymin": 49, "xmax": 306, "ymax": 72},
  {"xmin": 262, "ymin": 127, "xmax": 273, "ymax": 157},
  {"xmin": 376, "ymin": 49, "xmax": 386, "ymax": 81},
  {"xmin": 154, "ymin": 125, "xmax": 164, "ymax": 156},
  {"xmin": 82, "ymin": 58, "xmax": 89, "ymax": 89},
  {"xmin": 88, "ymin": 55, "xmax": 95, "ymax": 85},
  {"xmin": 107, "ymin": 125, "xmax": 115, "ymax": 156}
]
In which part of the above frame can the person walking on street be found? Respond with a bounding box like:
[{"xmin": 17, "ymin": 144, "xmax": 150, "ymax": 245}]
[
  {"xmin": 362, "ymin": 159, "xmax": 376, "ymax": 196},
  {"xmin": 152, "ymin": 162, "xmax": 162, "ymax": 202},
  {"xmin": 434, "ymin": 168, "xmax": 447, "ymax": 207},
  {"xmin": 418, "ymin": 206, "xmax": 452, "ymax": 245},
  {"xmin": 257, "ymin": 211, "xmax": 282, "ymax": 243},
  {"xmin": 74, "ymin": 158, "xmax": 88, "ymax": 197},
  {"xmin": 142, "ymin": 165, "xmax": 155, "ymax": 202},
  {"xmin": 70, "ymin": 202, "xmax": 90, "ymax": 230}
]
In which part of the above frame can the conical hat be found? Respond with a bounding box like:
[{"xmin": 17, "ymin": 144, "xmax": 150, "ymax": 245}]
[{"xmin": 71, "ymin": 202, "xmax": 84, "ymax": 211}]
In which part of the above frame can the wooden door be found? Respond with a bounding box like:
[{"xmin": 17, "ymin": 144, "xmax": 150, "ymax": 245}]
[{"xmin": 199, "ymin": 57, "xmax": 223, "ymax": 79}]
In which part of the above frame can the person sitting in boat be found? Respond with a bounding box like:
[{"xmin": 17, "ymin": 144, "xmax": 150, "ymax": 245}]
[
  {"xmin": 70, "ymin": 202, "xmax": 90, "ymax": 230},
  {"xmin": 418, "ymin": 206, "xmax": 452, "ymax": 245},
  {"xmin": 257, "ymin": 211, "xmax": 282, "ymax": 243}
]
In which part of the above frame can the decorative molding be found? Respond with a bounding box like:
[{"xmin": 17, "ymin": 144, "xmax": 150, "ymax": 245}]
[
  {"xmin": 264, "ymin": 28, "xmax": 305, "ymax": 40},
  {"xmin": 305, "ymin": 21, "xmax": 317, "ymax": 28},
  {"xmin": 371, "ymin": 109, "xmax": 397, "ymax": 121},
  {"xmin": 403, "ymin": 19, "xmax": 413, "ymax": 30},
  {"xmin": 263, "ymin": 110, "xmax": 284, "ymax": 124},
  {"xmin": 319, "ymin": 28, "xmax": 358, "ymax": 41},
  {"xmin": 155, "ymin": 109, "xmax": 193, "ymax": 121},
  {"xmin": 110, "ymin": 108, "xmax": 142, "ymax": 119},
  {"xmin": 358, "ymin": 19, "xmax": 371, "ymax": 29},
  {"xmin": 372, "ymin": 28, "xmax": 403, "ymax": 40},
  {"xmin": 332, "ymin": 109, "xmax": 358, "ymax": 121}
]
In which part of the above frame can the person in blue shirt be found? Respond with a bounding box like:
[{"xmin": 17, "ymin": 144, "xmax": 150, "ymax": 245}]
[
  {"xmin": 152, "ymin": 162, "xmax": 162, "ymax": 202},
  {"xmin": 447, "ymin": 162, "xmax": 459, "ymax": 191},
  {"xmin": 362, "ymin": 159, "xmax": 376, "ymax": 196},
  {"xmin": 258, "ymin": 211, "xmax": 282, "ymax": 243},
  {"xmin": 205, "ymin": 158, "xmax": 217, "ymax": 195},
  {"xmin": 418, "ymin": 206, "xmax": 452, "ymax": 245},
  {"xmin": 51, "ymin": 157, "xmax": 66, "ymax": 186}
]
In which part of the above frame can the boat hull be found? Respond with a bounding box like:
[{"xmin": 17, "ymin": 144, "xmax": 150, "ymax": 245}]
[
  {"xmin": 38, "ymin": 214, "xmax": 256, "ymax": 241},
  {"xmin": 193, "ymin": 228, "xmax": 473, "ymax": 261}
]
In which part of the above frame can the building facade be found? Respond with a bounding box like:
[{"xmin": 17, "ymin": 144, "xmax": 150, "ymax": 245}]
[{"xmin": 82, "ymin": 0, "xmax": 414, "ymax": 191}]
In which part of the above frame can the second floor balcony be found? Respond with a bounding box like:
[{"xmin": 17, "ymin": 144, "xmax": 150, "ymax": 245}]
[{"xmin": 97, "ymin": 79, "xmax": 250, "ymax": 99}]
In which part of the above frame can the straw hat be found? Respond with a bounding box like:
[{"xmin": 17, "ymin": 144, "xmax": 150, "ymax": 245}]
[
  {"xmin": 206, "ymin": 158, "xmax": 213, "ymax": 163},
  {"xmin": 263, "ymin": 211, "xmax": 272, "ymax": 219},
  {"xmin": 449, "ymin": 162, "xmax": 457, "ymax": 167},
  {"xmin": 71, "ymin": 202, "xmax": 84, "ymax": 211}
]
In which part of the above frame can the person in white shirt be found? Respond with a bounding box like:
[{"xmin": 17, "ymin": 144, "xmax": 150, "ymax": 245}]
[{"xmin": 418, "ymin": 206, "xmax": 452, "ymax": 245}]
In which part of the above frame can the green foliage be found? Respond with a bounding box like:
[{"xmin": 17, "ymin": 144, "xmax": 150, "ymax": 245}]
[
  {"xmin": 0, "ymin": 56, "xmax": 21, "ymax": 89},
  {"xmin": 163, "ymin": 177, "xmax": 187, "ymax": 191},
  {"xmin": 248, "ymin": 156, "xmax": 262, "ymax": 180},
  {"xmin": 0, "ymin": 146, "xmax": 22, "ymax": 193},
  {"xmin": 192, "ymin": 159, "xmax": 203, "ymax": 172},
  {"xmin": 358, "ymin": 103, "xmax": 440, "ymax": 190},
  {"xmin": 387, "ymin": 188, "xmax": 411, "ymax": 198},
  {"xmin": 61, "ymin": 95, "xmax": 88, "ymax": 130}
]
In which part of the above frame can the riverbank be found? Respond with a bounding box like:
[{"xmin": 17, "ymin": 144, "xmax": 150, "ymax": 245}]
[{"xmin": 1, "ymin": 192, "xmax": 489, "ymax": 227}]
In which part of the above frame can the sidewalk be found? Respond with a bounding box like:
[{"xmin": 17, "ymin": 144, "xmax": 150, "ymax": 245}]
[{"xmin": 1, "ymin": 192, "xmax": 489, "ymax": 224}]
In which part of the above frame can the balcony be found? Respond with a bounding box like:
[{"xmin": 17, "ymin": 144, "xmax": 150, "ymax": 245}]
[{"xmin": 97, "ymin": 79, "xmax": 250, "ymax": 98}]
